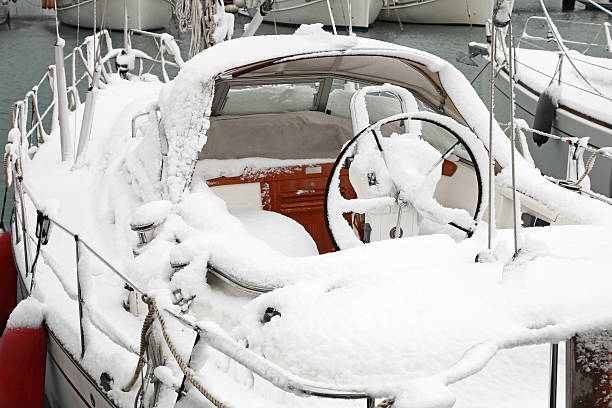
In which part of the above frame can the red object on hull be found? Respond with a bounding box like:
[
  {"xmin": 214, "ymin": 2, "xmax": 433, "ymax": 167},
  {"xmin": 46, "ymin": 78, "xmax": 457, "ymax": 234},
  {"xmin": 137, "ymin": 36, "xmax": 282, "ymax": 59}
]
[
  {"xmin": 0, "ymin": 230, "xmax": 16, "ymax": 335},
  {"xmin": 0, "ymin": 326, "xmax": 47, "ymax": 408}
]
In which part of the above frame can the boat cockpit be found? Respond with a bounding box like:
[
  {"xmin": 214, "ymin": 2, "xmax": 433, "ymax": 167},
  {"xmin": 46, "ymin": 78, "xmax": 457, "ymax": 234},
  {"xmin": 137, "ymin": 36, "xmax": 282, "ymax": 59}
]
[{"xmin": 192, "ymin": 54, "xmax": 487, "ymax": 255}]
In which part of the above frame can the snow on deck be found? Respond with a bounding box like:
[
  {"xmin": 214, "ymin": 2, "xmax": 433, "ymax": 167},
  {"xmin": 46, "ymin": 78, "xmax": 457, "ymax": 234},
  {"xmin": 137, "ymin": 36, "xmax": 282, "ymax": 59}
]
[
  {"xmin": 167, "ymin": 219, "xmax": 612, "ymax": 408},
  {"xmin": 510, "ymin": 47, "xmax": 612, "ymax": 126}
]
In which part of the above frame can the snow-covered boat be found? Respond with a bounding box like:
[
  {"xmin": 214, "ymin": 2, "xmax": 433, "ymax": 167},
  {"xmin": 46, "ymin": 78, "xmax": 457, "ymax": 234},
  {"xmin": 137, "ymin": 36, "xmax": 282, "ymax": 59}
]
[
  {"xmin": 56, "ymin": 0, "xmax": 172, "ymax": 30},
  {"xmin": 235, "ymin": 0, "xmax": 383, "ymax": 30},
  {"xmin": 483, "ymin": 15, "xmax": 612, "ymax": 198},
  {"xmin": 579, "ymin": 0, "xmax": 612, "ymax": 10},
  {"xmin": 377, "ymin": 0, "xmax": 491, "ymax": 26},
  {"xmin": 6, "ymin": 7, "xmax": 612, "ymax": 408}
]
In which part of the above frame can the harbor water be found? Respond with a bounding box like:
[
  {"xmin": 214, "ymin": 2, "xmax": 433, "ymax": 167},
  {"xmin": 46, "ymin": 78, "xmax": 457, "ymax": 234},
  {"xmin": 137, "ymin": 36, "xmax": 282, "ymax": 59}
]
[{"xmin": 0, "ymin": 2, "xmax": 607, "ymax": 227}]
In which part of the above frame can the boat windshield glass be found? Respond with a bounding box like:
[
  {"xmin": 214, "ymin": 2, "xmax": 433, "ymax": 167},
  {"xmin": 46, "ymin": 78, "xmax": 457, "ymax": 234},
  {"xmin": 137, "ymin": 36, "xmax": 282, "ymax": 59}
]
[{"xmin": 222, "ymin": 82, "xmax": 321, "ymax": 116}]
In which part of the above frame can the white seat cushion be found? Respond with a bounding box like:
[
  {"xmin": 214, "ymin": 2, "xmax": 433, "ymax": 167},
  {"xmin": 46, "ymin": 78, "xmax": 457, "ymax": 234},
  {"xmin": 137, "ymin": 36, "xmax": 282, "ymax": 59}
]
[{"xmin": 231, "ymin": 209, "xmax": 319, "ymax": 257}]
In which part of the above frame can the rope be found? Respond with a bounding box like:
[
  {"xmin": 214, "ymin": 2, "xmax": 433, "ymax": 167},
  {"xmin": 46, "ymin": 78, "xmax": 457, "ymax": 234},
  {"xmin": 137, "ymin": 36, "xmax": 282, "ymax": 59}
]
[
  {"xmin": 377, "ymin": 398, "xmax": 395, "ymax": 408},
  {"xmin": 0, "ymin": 186, "xmax": 7, "ymax": 232},
  {"xmin": 151, "ymin": 302, "xmax": 228, "ymax": 408},
  {"xmin": 582, "ymin": 24, "xmax": 602, "ymax": 55},
  {"xmin": 123, "ymin": 300, "xmax": 227, "ymax": 407},
  {"xmin": 573, "ymin": 150, "xmax": 604, "ymax": 187},
  {"xmin": 122, "ymin": 306, "xmax": 155, "ymax": 392},
  {"xmin": 3, "ymin": 152, "xmax": 11, "ymax": 190}
]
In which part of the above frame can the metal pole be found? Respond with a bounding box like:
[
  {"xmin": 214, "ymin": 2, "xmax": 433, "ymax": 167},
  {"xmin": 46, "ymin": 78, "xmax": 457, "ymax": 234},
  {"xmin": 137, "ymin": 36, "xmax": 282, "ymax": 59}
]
[
  {"xmin": 326, "ymin": 0, "xmax": 338, "ymax": 35},
  {"xmin": 75, "ymin": 235, "xmax": 86, "ymax": 358},
  {"xmin": 17, "ymin": 176, "xmax": 30, "ymax": 278},
  {"xmin": 75, "ymin": 67, "xmax": 101, "ymax": 162},
  {"xmin": 508, "ymin": 22, "xmax": 519, "ymax": 257},
  {"xmin": 549, "ymin": 343, "xmax": 559, "ymax": 408},
  {"xmin": 54, "ymin": 38, "xmax": 74, "ymax": 162},
  {"xmin": 367, "ymin": 397, "xmax": 375, "ymax": 408},
  {"xmin": 347, "ymin": 0, "xmax": 353, "ymax": 35},
  {"xmin": 487, "ymin": 25, "xmax": 497, "ymax": 251},
  {"xmin": 123, "ymin": 0, "xmax": 129, "ymax": 49}
]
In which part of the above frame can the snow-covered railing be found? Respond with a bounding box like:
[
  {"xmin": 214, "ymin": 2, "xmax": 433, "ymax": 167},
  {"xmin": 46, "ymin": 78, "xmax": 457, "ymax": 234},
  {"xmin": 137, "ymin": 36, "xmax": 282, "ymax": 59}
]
[
  {"xmin": 128, "ymin": 29, "xmax": 185, "ymax": 82},
  {"xmin": 516, "ymin": 123, "xmax": 612, "ymax": 206},
  {"xmin": 8, "ymin": 29, "xmax": 184, "ymax": 181},
  {"xmin": 158, "ymin": 297, "xmax": 607, "ymax": 408},
  {"xmin": 10, "ymin": 174, "xmax": 144, "ymax": 357},
  {"xmin": 518, "ymin": 16, "xmax": 611, "ymax": 55}
]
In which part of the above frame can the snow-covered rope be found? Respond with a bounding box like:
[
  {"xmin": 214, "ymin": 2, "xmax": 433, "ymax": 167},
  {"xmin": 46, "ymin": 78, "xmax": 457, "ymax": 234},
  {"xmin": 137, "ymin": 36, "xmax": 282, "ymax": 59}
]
[
  {"xmin": 573, "ymin": 148, "xmax": 612, "ymax": 187},
  {"xmin": 123, "ymin": 299, "xmax": 230, "ymax": 407}
]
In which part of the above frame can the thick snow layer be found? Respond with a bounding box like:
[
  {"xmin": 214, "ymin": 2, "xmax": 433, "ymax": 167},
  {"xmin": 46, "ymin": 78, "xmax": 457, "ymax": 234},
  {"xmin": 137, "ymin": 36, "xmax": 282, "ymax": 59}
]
[
  {"xmin": 6, "ymin": 297, "xmax": 44, "ymax": 329},
  {"xmin": 232, "ymin": 210, "xmax": 319, "ymax": 257},
  {"xmin": 201, "ymin": 225, "xmax": 612, "ymax": 408}
]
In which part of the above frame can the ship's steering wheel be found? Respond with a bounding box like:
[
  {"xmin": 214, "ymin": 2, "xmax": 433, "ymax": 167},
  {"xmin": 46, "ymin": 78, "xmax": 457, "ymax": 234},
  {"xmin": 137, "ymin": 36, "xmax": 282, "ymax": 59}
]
[{"xmin": 324, "ymin": 111, "xmax": 489, "ymax": 251}]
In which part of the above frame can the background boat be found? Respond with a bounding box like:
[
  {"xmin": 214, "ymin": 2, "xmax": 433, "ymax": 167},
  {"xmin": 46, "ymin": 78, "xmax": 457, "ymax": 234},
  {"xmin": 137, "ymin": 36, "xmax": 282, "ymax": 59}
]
[
  {"xmin": 377, "ymin": 0, "xmax": 492, "ymax": 26},
  {"xmin": 55, "ymin": 0, "xmax": 172, "ymax": 30},
  {"xmin": 486, "ymin": 16, "xmax": 612, "ymax": 197},
  {"xmin": 579, "ymin": 0, "xmax": 612, "ymax": 10},
  {"xmin": 240, "ymin": 0, "xmax": 383, "ymax": 30}
]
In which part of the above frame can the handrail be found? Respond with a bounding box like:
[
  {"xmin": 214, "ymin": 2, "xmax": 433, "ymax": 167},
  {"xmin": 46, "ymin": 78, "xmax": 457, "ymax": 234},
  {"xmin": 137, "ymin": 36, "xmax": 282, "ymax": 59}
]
[
  {"xmin": 519, "ymin": 16, "xmax": 611, "ymax": 52},
  {"xmin": 163, "ymin": 299, "xmax": 612, "ymax": 407},
  {"xmin": 19, "ymin": 180, "xmax": 146, "ymax": 295},
  {"xmin": 525, "ymin": 3, "xmax": 609, "ymax": 100}
]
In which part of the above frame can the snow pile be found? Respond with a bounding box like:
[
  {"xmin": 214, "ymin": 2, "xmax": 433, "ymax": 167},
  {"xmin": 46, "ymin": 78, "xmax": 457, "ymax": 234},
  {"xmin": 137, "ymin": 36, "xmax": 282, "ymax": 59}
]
[
  {"xmin": 130, "ymin": 200, "xmax": 172, "ymax": 227},
  {"xmin": 6, "ymin": 297, "xmax": 44, "ymax": 329}
]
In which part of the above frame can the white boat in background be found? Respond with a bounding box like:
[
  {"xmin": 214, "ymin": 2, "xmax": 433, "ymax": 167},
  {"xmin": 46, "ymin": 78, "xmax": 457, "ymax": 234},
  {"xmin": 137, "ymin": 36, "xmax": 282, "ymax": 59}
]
[
  {"xmin": 579, "ymin": 0, "xmax": 612, "ymax": 9},
  {"xmin": 237, "ymin": 0, "xmax": 383, "ymax": 30},
  {"xmin": 56, "ymin": 0, "xmax": 172, "ymax": 30},
  {"xmin": 377, "ymin": 0, "xmax": 491, "ymax": 26},
  {"xmin": 486, "ymin": 16, "xmax": 612, "ymax": 197}
]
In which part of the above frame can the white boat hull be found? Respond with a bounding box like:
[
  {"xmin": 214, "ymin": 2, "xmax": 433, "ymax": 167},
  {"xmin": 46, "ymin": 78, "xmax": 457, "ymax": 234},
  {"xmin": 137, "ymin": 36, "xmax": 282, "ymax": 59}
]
[
  {"xmin": 254, "ymin": 0, "xmax": 383, "ymax": 29},
  {"xmin": 378, "ymin": 0, "xmax": 491, "ymax": 26},
  {"xmin": 490, "ymin": 68, "xmax": 612, "ymax": 198},
  {"xmin": 56, "ymin": 0, "xmax": 172, "ymax": 30}
]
